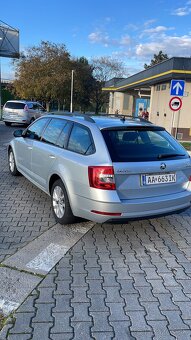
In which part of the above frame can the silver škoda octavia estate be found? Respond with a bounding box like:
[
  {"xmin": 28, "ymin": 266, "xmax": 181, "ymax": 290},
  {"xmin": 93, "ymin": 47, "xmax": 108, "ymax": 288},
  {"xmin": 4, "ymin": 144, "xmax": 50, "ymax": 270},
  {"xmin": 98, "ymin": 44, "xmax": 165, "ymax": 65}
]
[{"xmin": 8, "ymin": 113, "xmax": 191, "ymax": 224}]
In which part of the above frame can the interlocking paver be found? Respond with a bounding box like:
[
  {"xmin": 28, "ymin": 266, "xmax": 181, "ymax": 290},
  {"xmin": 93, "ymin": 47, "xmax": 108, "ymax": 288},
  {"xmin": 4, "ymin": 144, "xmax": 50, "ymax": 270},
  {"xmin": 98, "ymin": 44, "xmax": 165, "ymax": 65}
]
[
  {"xmin": 110, "ymin": 321, "xmax": 134, "ymax": 339},
  {"xmin": 123, "ymin": 294, "xmax": 144, "ymax": 312},
  {"xmin": 71, "ymin": 287, "xmax": 89, "ymax": 303},
  {"xmin": 52, "ymin": 295, "xmax": 72, "ymax": 312},
  {"xmin": 169, "ymin": 286, "xmax": 190, "ymax": 302},
  {"xmin": 90, "ymin": 311, "xmax": 113, "ymax": 333},
  {"xmin": 105, "ymin": 286, "xmax": 123, "ymax": 303},
  {"xmin": 156, "ymin": 293, "xmax": 179, "ymax": 311},
  {"xmin": 8, "ymin": 312, "xmax": 34, "ymax": 335},
  {"xmin": 71, "ymin": 321, "xmax": 93, "ymax": 340},
  {"xmin": 51, "ymin": 312, "xmax": 73, "ymax": 334},
  {"xmin": 88, "ymin": 294, "xmax": 109, "ymax": 312},
  {"xmin": 147, "ymin": 320, "xmax": 174, "ymax": 339},
  {"xmin": 163, "ymin": 310, "xmax": 189, "ymax": 330},
  {"xmin": 128, "ymin": 311, "xmax": 152, "ymax": 332},
  {"xmin": 33, "ymin": 303, "xmax": 54, "ymax": 322},
  {"xmin": 141, "ymin": 301, "xmax": 166, "ymax": 321},
  {"xmin": 170, "ymin": 330, "xmax": 191, "ymax": 340},
  {"xmin": 31, "ymin": 322, "xmax": 52, "ymax": 340},
  {"xmin": 71, "ymin": 303, "xmax": 92, "ymax": 322},
  {"xmin": 107, "ymin": 302, "xmax": 129, "ymax": 321}
]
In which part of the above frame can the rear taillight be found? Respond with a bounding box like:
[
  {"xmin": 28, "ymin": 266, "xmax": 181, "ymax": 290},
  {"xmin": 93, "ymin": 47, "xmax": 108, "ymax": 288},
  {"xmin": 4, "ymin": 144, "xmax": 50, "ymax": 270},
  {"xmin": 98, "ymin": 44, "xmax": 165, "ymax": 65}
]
[
  {"xmin": 24, "ymin": 104, "xmax": 29, "ymax": 112},
  {"xmin": 88, "ymin": 166, "xmax": 116, "ymax": 190},
  {"xmin": 189, "ymin": 176, "xmax": 191, "ymax": 181}
]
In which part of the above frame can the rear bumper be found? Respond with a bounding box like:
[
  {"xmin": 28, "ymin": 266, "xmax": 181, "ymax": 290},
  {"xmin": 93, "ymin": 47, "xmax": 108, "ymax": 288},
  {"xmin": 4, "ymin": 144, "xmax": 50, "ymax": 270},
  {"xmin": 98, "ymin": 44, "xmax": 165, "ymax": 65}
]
[
  {"xmin": 3, "ymin": 118, "xmax": 29, "ymax": 124},
  {"xmin": 72, "ymin": 190, "xmax": 191, "ymax": 223}
]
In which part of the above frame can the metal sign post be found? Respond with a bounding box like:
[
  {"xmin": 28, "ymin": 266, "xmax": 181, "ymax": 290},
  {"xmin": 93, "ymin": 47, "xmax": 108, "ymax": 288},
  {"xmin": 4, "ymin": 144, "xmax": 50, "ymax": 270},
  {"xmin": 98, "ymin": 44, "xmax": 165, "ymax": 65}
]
[{"xmin": 169, "ymin": 97, "xmax": 182, "ymax": 138}]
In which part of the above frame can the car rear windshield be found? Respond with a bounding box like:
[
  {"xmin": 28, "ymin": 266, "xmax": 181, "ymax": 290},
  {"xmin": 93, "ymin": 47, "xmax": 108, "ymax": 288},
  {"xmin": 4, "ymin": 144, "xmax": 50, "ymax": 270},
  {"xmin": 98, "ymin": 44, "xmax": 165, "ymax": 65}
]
[
  {"xmin": 101, "ymin": 127, "xmax": 188, "ymax": 162},
  {"xmin": 5, "ymin": 102, "xmax": 25, "ymax": 109}
]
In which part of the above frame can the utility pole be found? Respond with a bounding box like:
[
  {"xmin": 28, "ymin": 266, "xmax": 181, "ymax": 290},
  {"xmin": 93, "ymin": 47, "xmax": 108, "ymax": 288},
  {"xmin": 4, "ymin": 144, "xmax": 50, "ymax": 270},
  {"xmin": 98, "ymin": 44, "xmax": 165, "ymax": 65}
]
[{"xmin": 70, "ymin": 70, "xmax": 74, "ymax": 113}]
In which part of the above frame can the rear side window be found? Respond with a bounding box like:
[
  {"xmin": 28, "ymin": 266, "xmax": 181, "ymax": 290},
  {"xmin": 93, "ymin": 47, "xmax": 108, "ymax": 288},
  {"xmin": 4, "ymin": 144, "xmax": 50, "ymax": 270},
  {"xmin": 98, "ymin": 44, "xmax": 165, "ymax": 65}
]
[
  {"xmin": 5, "ymin": 102, "xmax": 25, "ymax": 110},
  {"xmin": 102, "ymin": 128, "xmax": 188, "ymax": 162},
  {"xmin": 41, "ymin": 118, "xmax": 68, "ymax": 146},
  {"xmin": 67, "ymin": 124, "xmax": 95, "ymax": 155}
]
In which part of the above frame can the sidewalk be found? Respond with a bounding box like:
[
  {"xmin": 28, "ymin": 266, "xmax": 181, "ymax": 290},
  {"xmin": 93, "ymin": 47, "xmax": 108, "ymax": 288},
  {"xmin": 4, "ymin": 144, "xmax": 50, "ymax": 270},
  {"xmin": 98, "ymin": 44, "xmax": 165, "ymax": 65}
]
[{"xmin": 2, "ymin": 218, "xmax": 191, "ymax": 339}]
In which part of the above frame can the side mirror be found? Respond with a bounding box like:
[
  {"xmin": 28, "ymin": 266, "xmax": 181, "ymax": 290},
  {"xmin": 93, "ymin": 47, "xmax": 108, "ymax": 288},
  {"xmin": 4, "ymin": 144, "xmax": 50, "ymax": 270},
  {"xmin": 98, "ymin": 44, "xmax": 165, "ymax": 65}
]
[{"xmin": 13, "ymin": 129, "xmax": 24, "ymax": 138}]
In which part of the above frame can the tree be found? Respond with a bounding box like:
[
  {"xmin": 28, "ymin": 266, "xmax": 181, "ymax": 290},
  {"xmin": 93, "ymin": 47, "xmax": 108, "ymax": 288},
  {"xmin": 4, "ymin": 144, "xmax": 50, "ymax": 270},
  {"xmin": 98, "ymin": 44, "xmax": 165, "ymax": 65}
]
[
  {"xmin": 144, "ymin": 51, "xmax": 169, "ymax": 69},
  {"xmin": 12, "ymin": 42, "xmax": 96, "ymax": 112},
  {"xmin": 12, "ymin": 41, "xmax": 72, "ymax": 110},
  {"xmin": 90, "ymin": 57, "xmax": 127, "ymax": 114}
]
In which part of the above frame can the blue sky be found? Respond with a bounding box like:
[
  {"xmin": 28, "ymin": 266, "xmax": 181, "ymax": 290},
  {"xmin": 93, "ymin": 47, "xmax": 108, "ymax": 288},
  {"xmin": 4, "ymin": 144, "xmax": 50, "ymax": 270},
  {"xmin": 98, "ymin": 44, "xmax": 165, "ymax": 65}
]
[{"xmin": 1, "ymin": 0, "xmax": 191, "ymax": 79}]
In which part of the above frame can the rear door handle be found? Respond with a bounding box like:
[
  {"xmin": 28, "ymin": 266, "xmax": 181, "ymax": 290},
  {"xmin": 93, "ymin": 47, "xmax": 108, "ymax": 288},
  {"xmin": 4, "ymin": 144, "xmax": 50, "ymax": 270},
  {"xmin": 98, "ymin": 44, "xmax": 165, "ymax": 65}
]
[
  {"xmin": 28, "ymin": 146, "xmax": 33, "ymax": 150},
  {"xmin": 49, "ymin": 155, "xmax": 56, "ymax": 159}
]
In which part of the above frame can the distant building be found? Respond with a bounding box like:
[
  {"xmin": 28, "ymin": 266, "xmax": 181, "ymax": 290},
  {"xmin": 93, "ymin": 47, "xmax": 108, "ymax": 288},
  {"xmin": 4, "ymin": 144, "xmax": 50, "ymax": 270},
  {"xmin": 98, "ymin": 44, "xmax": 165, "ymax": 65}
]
[{"xmin": 103, "ymin": 57, "xmax": 191, "ymax": 141}]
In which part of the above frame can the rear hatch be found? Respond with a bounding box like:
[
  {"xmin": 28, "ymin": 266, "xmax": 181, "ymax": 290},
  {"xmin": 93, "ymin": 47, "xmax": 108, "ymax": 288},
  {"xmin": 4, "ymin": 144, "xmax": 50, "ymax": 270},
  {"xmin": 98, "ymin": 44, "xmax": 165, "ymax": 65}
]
[
  {"xmin": 3, "ymin": 102, "xmax": 26, "ymax": 119},
  {"xmin": 101, "ymin": 126, "xmax": 191, "ymax": 200}
]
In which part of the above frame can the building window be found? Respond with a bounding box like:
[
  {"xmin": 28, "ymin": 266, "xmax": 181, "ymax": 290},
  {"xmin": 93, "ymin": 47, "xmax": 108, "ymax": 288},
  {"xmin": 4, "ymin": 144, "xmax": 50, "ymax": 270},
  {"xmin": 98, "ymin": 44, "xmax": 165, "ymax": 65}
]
[
  {"xmin": 156, "ymin": 85, "xmax": 160, "ymax": 91},
  {"xmin": 110, "ymin": 93, "xmax": 114, "ymax": 109},
  {"xmin": 161, "ymin": 84, "xmax": 166, "ymax": 90},
  {"xmin": 123, "ymin": 94, "xmax": 129, "ymax": 110}
]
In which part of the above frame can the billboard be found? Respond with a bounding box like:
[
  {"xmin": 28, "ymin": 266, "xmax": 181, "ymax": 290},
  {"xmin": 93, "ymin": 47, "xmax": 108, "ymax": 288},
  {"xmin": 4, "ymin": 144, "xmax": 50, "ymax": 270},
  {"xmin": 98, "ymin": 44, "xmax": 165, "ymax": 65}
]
[{"xmin": 0, "ymin": 21, "xmax": 19, "ymax": 58}]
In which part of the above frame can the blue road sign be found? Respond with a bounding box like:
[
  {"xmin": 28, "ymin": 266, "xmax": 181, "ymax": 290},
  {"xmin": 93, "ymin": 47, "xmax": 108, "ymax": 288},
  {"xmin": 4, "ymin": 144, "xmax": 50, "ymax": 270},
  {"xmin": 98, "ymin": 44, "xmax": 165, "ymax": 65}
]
[{"xmin": 170, "ymin": 80, "xmax": 185, "ymax": 96}]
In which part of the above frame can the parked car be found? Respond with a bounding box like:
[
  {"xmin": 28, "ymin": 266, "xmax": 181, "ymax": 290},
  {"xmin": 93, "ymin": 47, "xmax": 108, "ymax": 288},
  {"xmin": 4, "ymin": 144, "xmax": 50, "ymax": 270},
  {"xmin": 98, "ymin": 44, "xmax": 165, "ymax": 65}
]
[
  {"xmin": 8, "ymin": 113, "xmax": 191, "ymax": 224},
  {"xmin": 3, "ymin": 100, "xmax": 47, "ymax": 126}
]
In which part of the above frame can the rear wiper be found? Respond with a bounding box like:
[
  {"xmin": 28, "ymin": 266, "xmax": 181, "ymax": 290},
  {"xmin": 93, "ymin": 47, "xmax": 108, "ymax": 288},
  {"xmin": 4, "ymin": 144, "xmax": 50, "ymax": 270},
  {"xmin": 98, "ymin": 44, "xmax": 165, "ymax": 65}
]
[{"xmin": 158, "ymin": 153, "xmax": 185, "ymax": 159}]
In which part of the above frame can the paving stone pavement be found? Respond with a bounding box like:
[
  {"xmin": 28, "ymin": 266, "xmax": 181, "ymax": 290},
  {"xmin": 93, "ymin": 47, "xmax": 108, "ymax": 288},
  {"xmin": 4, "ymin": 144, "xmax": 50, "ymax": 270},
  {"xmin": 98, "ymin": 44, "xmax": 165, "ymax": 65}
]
[
  {"xmin": 1, "ymin": 123, "xmax": 191, "ymax": 339},
  {"xmin": 2, "ymin": 217, "xmax": 191, "ymax": 340}
]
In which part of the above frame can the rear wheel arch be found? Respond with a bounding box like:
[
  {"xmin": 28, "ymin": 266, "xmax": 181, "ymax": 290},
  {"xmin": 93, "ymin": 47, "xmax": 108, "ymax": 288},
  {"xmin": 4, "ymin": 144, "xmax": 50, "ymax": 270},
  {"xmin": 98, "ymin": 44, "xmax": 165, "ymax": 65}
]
[
  {"xmin": 50, "ymin": 177, "xmax": 76, "ymax": 224},
  {"xmin": 49, "ymin": 174, "xmax": 61, "ymax": 194}
]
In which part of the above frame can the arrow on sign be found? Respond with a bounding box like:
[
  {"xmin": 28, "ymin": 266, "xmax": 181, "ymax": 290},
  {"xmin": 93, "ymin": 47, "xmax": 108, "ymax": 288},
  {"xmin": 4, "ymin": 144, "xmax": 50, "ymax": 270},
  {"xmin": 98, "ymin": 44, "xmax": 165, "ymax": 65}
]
[{"xmin": 173, "ymin": 82, "xmax": 183, "ymax": 95}]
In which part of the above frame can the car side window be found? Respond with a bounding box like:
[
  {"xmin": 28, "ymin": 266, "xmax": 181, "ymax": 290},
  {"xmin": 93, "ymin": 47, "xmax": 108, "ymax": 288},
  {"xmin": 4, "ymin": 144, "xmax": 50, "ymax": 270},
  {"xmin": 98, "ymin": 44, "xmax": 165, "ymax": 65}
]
[
  {"xmin": 32, "ymin": 104, "xmax": 39, "ymax": 110},
  {"xmin": 41, "ymin": 118, "xmax": 67, "ymax": 145},
  {"xmin": 67, "ymin": 123, "xmax": 95, "ymax": 155},
  {"xmin": 57, "ymin": 122, "xmax": 72, "ymax": 148},
  {"xmin": 27, "ymin": 103, "xmax": 33, "ymax": 109},
  {"xmin": 38, "ymin": 104, "xmax": 45, "ymax": 112},
  {"xmin": 25, "ymin": 118, "xmax": 49, "ymax": 140}
]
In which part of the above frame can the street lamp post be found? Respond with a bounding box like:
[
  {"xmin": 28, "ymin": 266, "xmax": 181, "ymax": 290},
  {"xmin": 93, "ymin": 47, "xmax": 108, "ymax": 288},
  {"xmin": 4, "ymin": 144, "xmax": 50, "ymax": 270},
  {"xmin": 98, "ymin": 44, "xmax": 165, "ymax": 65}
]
[{"xmin": 70, "ymin": 70, "xmax": 74, "ymax": 113}]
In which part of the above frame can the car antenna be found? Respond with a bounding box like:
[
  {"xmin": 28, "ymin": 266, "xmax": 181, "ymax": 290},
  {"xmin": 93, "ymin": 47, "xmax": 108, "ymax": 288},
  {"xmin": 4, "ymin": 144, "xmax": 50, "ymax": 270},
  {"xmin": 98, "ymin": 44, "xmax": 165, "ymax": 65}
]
[{"xmin": 120, "ymin": 115, "xmax": 126, "ymax": 122}]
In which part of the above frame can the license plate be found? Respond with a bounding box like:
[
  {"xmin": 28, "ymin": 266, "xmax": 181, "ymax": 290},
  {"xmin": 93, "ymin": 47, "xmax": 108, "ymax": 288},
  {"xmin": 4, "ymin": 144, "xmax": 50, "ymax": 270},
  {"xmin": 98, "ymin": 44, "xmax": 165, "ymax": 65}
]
[{"xmin": 141, "ymin": 173, "xmax": 176, "ymax": 186}]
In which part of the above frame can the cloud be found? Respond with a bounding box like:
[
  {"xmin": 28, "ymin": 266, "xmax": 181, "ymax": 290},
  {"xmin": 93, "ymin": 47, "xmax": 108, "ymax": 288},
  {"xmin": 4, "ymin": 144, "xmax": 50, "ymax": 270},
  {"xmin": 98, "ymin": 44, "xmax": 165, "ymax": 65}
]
[
  {"xmin": 88, "ymin": 31, "xmax": 110, "ymax": 47},
  {"xmin": 172, "ymin": 7, "xmax": 189, "ymax": 16},
  {"xmin": 143, "ymin": 26, "xmax": 174, "ymax": 34},
  {"xmin": 124, "ymin": 23, "xmax": 139, "ymax": 31},
  {"xmin": 120, "ymin": 35, "xmax": 131, "ymax": 45},
  {"xmin": 135, "ymin": 34, "xmax": 191, "ymax": 58},
  {"xmin": 87, "ymin": 18, "xmax": 191, "ymax": 73},
  {"xmin": 172, "ymin": 1, "xmax": 191, "ymax": 16},
  {"xmin": 88, "ymin": 31, "xmax": 131, "ymax": 47},
  {"xmin": 143, "ymin": 19, "xmax": 157, "ymax": 27}
]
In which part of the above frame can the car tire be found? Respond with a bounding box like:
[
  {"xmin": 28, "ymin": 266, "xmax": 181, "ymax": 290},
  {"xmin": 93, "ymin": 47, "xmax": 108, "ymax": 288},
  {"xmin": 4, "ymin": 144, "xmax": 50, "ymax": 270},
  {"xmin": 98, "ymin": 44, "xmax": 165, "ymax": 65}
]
[
  {"xmin": 51, "ymin": 179, "xmax": 76, "ymax": 224},
  {"xmin": 8, "ymin": 148, "xmax": 20, "ymax": 176},
  {"xmin": 5, "ymin": 122, "xmax": 12, "ymax": 126}
]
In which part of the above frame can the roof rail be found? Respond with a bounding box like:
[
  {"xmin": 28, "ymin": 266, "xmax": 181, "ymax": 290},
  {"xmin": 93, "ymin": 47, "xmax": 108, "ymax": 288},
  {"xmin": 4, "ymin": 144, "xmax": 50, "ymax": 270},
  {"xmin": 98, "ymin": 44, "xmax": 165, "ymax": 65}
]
[{"xmin": 48, "ymin": 111, "xmax": 96, "ymax": 123}]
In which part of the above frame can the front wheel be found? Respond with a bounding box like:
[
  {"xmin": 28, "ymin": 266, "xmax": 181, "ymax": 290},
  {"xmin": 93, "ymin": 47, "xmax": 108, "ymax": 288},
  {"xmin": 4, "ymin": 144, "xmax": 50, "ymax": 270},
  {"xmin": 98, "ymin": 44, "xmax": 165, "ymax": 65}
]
[
  {"xmin": 8, "ymin": 148, "xmax": 20, "ymax": 176},
  {"xmin": 51, "ymin": 179, "xmax": 76, "ymax": 224}
]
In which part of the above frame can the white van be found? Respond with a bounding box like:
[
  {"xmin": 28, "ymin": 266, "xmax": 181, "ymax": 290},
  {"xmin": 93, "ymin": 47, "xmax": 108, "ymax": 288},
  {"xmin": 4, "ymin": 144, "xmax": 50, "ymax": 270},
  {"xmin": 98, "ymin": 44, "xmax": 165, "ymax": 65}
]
[{"xmin": 3, "ymin": 100, "xmax": 47, "ymax": 126}]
